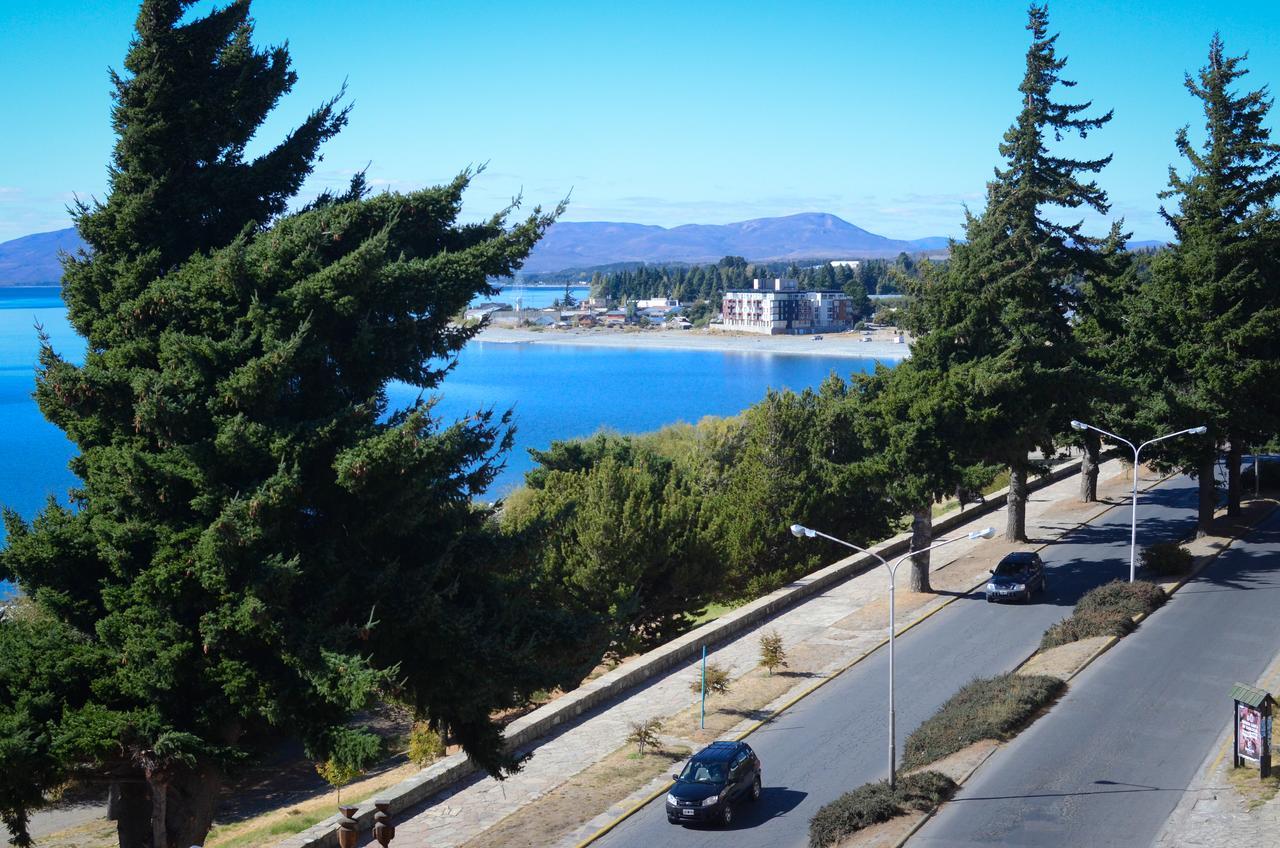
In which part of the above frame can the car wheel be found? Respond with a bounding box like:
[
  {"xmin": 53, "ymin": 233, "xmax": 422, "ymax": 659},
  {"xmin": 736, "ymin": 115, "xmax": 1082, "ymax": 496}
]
[
  {"xmin": 986, "ymin": 594, "xmax": 994, "ymax": 603},
  {"xmin": 750, "ymin": 775, "xmax": 762, "ymax": 802},
  {"xmin": 721, "ymin": 803, "xmax": 734, "ymax": 827},
  {"xmin": 1022, "ymin": 590, "xmax": 1031, "ymax": 604}
]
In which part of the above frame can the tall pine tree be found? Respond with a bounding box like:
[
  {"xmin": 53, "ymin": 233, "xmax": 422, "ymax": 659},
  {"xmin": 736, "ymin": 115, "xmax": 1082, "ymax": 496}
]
[
  {"xmin": 0, "ymin": 3, "xmax": 572, "ymax": 847},
  {"xmin": 1133, "ymin": 35, "xmax": 1280, "ymax": 530},
  {"xmin": 906, "ymin": 4, "xmax": 1122, "ymax": 540}
]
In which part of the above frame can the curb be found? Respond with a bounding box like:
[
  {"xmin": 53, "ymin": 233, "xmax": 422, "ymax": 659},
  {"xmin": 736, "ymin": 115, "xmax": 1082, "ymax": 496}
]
[
  {"xmin": 887, "ymin": 497, "xmax": 1280, "ymax": 848},
  {"xmin": 895, "ymin": 744, "xmax": 1002, "ymax": 847}
]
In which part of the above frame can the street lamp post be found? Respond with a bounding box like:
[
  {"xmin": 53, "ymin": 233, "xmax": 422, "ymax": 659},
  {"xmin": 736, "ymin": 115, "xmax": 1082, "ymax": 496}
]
[
  {"xmin": 789, "ymin": 523, "xmax": 995, "ymax": 790},
  {"xmin": 1070, "ymin": 420, "xmax": 1207, "ymax": 582}
]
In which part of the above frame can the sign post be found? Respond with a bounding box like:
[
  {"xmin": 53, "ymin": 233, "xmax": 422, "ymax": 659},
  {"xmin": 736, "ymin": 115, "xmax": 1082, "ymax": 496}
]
[{"xmin": 1231, "ymin": 682, "xmax": 1274, "ymax": 778}]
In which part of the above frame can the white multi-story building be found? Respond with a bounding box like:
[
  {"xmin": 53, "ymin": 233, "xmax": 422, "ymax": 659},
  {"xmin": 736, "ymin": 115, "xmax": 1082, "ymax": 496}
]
[{"xmin": 720, "ymin": 278, "xmax": 856, "ymax": 335}]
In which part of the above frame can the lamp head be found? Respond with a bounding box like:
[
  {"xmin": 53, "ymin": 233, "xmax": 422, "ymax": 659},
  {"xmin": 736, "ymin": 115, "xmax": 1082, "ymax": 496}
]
[
  {"xmin": 790, "ymin": 524, "xmax": 810, "ymax": 538},
  {"xmin": 1189, "ymin": 425, "xmax": 1208, "ymax": 435},
  {"xmin": 1070, "ymin": 420, "xmax": 1087, "ymax": 431},
  {"xmin": 969, "ymin": 526, "xmax": 996, "ymax": 540}
]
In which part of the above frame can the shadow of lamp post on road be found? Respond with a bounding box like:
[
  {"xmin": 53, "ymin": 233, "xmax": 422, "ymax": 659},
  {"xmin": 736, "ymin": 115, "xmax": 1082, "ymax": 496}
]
[{"xmin": 789, "ymin": 523, "xmax": 995, "ymax": 790}]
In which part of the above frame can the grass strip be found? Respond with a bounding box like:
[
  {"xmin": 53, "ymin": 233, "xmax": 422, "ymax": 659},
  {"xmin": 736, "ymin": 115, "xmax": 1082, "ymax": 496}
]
[
  {"xmin": 206, "ymin": 808, "xmax": 333, "ymax": 848},
  {"xmin": 1040, "ymin": 580, "xmax": 1166, "ymax": 650},
  {"xmin": 807, "ymin": 771, "xmax": 956, "ymax": 848},
  {"xmin": 901, "ymin": 674, "xmax": 1065, "ymax": 770}
]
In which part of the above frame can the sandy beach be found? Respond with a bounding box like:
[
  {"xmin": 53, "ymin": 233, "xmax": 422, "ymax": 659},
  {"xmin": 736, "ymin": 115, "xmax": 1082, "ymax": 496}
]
[{"xmin": 474, "ymin": 326, "xmax": 914, "ymax": 359}]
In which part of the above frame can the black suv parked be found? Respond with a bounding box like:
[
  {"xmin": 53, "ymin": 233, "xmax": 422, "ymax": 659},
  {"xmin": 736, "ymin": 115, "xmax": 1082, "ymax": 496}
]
[
  {"xmin": 985, "ymin": 551, "xmax": 1047, "ymax": 603},
  {"xmin": 666, "ymin": 740, "xmax": 762, "ymax": 827}
]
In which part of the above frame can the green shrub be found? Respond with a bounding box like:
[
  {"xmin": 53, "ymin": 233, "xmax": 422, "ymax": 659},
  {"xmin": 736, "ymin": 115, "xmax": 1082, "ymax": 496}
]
[
  {"xmin": 691, "ymin": 661, "xmax": 731, "ymax": 696},
  {"xmin": 808, "ymin": 781, "xmax": 897, "ymax": 847},
  {"xmin": 407, "ymin": 722, "xmax": 445, "ymax": 766},
  {"xmin": 807, "ymin": 771, "xmax": 956, "ymax": 848},
  {"xmin": 1040, "ymin": 608, "xmax": 1134, "ymax": 649},
  {"xmin": 1140, "ymin": 542, "xmax": 1194, "ymax": 576},
  {"xmin": 902, "ymin": 674, "xmax": 1065, "ymax": 770},
  {"xmin": 1040, "ymin": 580, "xmax": 1166, "ymax": 649},
  {"xmin": 1076, "ymin": 579, "xmax": 1167, "ymax": 618}
]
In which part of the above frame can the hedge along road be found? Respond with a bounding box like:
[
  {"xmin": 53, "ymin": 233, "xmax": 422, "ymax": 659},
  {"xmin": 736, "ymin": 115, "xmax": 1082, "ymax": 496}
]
[
  {"xmin": 909, "ymin": 504, "xmax": 1280, "ymax": 848},
  {"xmin": 590, "ymin": 474, "xmax": 1205, "ymax": 848}
]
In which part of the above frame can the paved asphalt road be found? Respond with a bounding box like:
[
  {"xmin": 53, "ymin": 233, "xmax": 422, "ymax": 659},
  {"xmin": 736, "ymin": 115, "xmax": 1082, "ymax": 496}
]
[
  {"xmin": 911, "ymin": 503, "xmax": 1280, "ymax": 848},
  {"xmin": 595, "ymin": 475, "xmax": 1205, "ymax": 848}
]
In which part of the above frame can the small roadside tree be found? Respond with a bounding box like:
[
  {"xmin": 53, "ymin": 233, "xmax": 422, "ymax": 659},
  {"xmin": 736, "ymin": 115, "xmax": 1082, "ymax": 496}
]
[
  {"xmin": 691, "ymin": 662, "xmax": 732, "ymax": 697},
  {"xmin": 759, "ymin": 630, "xmax": 788, "ymax": 676},
  {"xmin": 627, "ymin": 718, "xmax": 664, "ymax": 756}
]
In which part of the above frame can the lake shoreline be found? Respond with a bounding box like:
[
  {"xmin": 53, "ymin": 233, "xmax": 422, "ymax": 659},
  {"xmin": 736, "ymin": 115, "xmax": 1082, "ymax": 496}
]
[{"xmin": 474, "ymin": 326, "xmax": 913, "ymax": 360}]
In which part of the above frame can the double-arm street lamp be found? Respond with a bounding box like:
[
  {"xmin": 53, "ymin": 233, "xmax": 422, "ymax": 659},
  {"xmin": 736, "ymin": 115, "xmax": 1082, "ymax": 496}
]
[
  {"xmin": 789, "ymin": 523, "xmax": 995, "ymax": 790},
  {"xmin": 1070, "ymin": 420, "xmax": 1207, "ymax": 582}
]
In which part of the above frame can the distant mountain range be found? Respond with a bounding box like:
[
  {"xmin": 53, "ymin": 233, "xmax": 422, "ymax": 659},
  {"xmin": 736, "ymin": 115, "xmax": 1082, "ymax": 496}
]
[
  {"xmin": 0, "ymin": 214, "xmax": 1168, "ymax": 284},
  {"xmin": 0, "ymin": 229, "xmax": 86, "ymax": 285},
  {"xmin": 521, "ymin": 213, "xmax": 951, "ymax": 273}
]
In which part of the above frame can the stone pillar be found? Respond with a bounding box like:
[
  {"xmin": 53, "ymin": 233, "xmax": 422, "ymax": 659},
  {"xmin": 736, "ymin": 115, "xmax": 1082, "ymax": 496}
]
[
  {"xmin": 337, "ymin": 805, "xmax": 360, "ymax": 848},
  {"xmin": 373, "ymin": 800, "xmax": 396, "ymax": 847}
]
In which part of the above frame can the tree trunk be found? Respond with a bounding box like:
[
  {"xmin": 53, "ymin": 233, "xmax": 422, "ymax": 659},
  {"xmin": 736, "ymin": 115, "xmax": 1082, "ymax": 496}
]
[
  {"xmin": 1227, "ymin": 436, "xmax": 1242, "ymax": 516},
  {"xmin": 1197, "ymin": 452, "xmax": 1217, "ymax": 537},
  {"xmin": 163, "ymin": 762, "xmax": 221, "ymax": 848},
  {"xmin": 1079, "ymin": 431, "xmax": 1100, "ymax": 503},
  {"xmin": 909, "ymin": 505, "xmax": 933, "ymax": 592},
  {"xmin": 1005, "ymin": 463, "xmax": 1028, "ymax": 542},
  {"xmin": 125, "ymin": 762, "xmax": 221, "ymax": 848},
  {"xmin": 108, "ymin": 779, "xmax": 152, "ymax": 848},
  {"xmin": 148, "ymin": 774, "xmax": 167, "ymax": 848}
]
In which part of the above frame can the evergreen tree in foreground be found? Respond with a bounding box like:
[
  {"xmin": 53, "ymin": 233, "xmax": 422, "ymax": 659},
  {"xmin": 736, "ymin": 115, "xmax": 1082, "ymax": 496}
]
[
  {"xmin": 858, "ymin": 361, "xmax": 988, "ymax": 592},
  {"xmin": 1133, "ymin": 35, "xmax": 1280, "ymax": 531},
  {"xmin": 0, "ymin": 3, "xmax": 571, "ymax": 846},
  {"xmin": 907, "ymin": 4, "xmax": 1123, "ymax": 540}
]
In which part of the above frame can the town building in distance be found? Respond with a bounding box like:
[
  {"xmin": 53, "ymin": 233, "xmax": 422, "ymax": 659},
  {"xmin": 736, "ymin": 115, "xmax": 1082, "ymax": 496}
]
[{"xmin": 719, "ymin": 278, "xmax": 855, "ymax": 335}]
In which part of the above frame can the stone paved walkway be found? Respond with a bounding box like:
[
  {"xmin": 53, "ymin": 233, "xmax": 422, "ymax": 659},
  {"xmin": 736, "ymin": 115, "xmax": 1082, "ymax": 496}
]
[
  {"xmin": 1153, "ymin": 646, "xmax": 1280, "ymax": 848},
  {"xmin": 364, "ymin": 460, "xmax": 1146, "ymax": 848}
]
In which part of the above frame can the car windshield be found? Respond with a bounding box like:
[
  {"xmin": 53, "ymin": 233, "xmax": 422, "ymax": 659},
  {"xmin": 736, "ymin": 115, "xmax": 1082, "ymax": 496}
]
[
  {"xmin": 994, "ymin": 560, "xmax": 1029, "ymax": 576},
  {"xmin": 679, "ymin": 760, "xmax": 725, "ymax": 783}
]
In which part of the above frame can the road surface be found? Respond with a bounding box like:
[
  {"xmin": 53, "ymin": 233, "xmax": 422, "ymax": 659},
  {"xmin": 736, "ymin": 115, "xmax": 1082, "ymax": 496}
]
[{"xmin": 910, "ymin": 503, "xmax": 1280, "ymax": 847}]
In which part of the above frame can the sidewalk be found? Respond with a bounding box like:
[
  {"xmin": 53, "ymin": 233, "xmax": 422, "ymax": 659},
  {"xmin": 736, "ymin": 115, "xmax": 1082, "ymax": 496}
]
[
  {"xmin": 1154, "ymin": 643, "xmax": 1280, "ymax": 848},
  {"xmin": 359, "ymin": 459, "xmax": 1149, "ymax": 848}
]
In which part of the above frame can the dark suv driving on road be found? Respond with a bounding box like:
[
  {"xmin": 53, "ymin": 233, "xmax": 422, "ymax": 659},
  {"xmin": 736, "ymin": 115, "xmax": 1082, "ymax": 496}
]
[
  {"xmin": 666, "ymin": 740, "xmax": 762, "ymax": 827},
  {"xmin": 986, "ymin": 551, "xmax": 1047, "ymax": 603}
]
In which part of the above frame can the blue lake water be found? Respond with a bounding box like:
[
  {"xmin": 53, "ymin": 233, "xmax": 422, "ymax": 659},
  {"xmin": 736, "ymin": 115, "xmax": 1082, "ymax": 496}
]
[
  {"xmin": 0, "ymin": 286, "xmax": 890, "ymax": 599},
  {"xmin": 478, "ymin": 284, "xmax": 590, "ymax": 309}
]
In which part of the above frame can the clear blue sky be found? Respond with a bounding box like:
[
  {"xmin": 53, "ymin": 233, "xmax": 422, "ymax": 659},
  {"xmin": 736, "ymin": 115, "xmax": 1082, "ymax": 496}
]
[{"xmin": 3, "ymin": 0, "xmax": 1279, "ymax": 244}]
